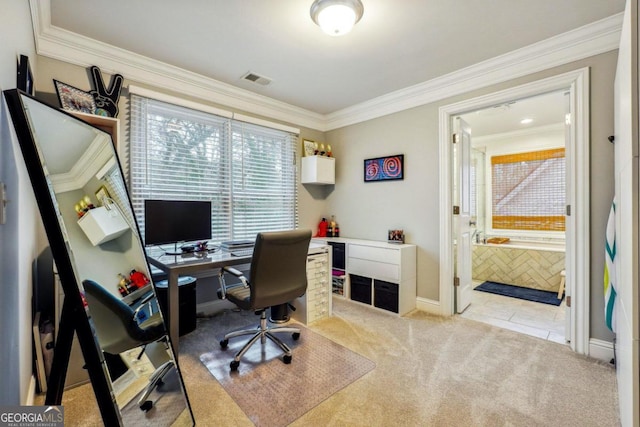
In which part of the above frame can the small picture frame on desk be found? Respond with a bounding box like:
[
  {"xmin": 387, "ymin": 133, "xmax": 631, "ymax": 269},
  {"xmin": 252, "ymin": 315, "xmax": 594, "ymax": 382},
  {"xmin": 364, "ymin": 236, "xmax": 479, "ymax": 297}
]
[{"xmin": 388, "ymin": 229, "xmax": 405, "ymax": 243}]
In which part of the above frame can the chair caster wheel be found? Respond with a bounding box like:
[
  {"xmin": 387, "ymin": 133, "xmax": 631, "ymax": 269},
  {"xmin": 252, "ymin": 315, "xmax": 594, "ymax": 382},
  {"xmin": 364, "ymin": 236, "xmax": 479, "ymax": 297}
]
[
  {"xmin": 230, "ymin": 360, "xmax": 240, "ymax": 371},
  {"xmin": 292, "ymin": 332, "xmax": 300, "ymax": 340},
  {"xmin": 283, "ymin": 355, "xmax": 292, "ymax": 364},
  {"xmin": 220, "ymin": 339, "xmax": 229, "ymax": 349},
  {"xmin": 140, "ymin": 400, "xmax": 153, "ymax": 412}
]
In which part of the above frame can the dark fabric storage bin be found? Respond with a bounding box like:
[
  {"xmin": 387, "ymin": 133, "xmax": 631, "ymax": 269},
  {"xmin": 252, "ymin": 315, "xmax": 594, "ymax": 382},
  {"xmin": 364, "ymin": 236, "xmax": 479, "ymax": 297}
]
[
  {"xmin": 350, "ymin": 274, "xmax": 372, "ymax": 304},
  {"xmin": 329, "ymin": 242, "xmax": 346, "ymax": 270},
  {"xmin": 154, "ymin": 276, "xmax": 197, "ymax": 336},
  {"xmin": 374, "ymin": 280, "xmax": 399, "ymax": 313}
]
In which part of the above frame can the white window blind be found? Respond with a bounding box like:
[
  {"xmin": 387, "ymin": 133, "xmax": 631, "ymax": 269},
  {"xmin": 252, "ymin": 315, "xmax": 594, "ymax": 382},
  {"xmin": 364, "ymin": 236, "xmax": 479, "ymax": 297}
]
[
  {"xmin": 129, "ymin": 94, "xmax": 298, "ymax": 244},
  {"xmin": 103, "ymin": 166, "xmax": 137, "ymax": 230}
]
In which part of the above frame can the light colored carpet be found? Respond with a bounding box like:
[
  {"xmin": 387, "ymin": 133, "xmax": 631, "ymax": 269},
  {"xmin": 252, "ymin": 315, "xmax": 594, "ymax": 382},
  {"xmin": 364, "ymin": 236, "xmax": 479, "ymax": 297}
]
[
  {"xmin": 181, "ymin": 298, "xmax": 619, "ymax": 426},
  {"xmin": 197, "ymin": 313, "xmax": 375, "ymax": 427},
  {"xmin": 118, "ymin": 366, "xmax": 189, "ymax": 426},
  {"xmin": 39, "ymin": 297, "xmax": 620, "ymax": 426}
]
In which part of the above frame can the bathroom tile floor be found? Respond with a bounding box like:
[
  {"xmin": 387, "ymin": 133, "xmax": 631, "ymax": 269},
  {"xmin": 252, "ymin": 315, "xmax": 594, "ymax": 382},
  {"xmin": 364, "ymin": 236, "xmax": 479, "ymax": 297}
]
[{"xmin": 460, "ymin": 281, "xmax": 567, "ymax": 345}]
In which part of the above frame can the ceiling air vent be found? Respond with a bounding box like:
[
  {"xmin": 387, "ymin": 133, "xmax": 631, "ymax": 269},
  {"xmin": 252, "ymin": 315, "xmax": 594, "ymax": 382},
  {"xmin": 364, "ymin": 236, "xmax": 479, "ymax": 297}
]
[{"xmin": 241, "ymin": 72, "xmax": 272, "ymax": 86}]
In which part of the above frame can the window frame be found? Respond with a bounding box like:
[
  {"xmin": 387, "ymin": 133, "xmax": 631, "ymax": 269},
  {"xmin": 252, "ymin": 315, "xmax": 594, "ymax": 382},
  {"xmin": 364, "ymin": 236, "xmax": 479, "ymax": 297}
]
[
  {"xmin": 483, "ymin": 141, "xmax": 566, "ymax": 240},
  {"xmin": 127, "ymin": 88, "xmax": 300, "ymax": 246}
]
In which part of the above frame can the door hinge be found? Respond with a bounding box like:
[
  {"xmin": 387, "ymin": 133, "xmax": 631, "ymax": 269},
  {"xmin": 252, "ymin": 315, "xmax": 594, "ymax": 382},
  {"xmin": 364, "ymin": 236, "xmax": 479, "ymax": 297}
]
[
  {"xmin": 566, "ymin": 295, "xmax": 571, "ymax": 307},
  {"xmin": 454, "ymin": 276, "xmax": 460, "ymax": 287},
  {"xmin": 453, "ymin": 133, "xmax": 459, "ymax": 144},
  {"xmin": 566, "ymin": 205, "xmax": 571, "ymax": 216},
  {"xmin": 453, "ymin": 205, "xmax": 460, "ymax": 215}
]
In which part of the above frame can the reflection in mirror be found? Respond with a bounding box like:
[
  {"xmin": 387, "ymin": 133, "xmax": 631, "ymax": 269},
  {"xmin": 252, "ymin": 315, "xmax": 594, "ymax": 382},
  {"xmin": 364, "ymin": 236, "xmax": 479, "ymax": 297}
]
[{"xmin": 4, "ymin": 90, "xmax": 194, "ymax": 426}]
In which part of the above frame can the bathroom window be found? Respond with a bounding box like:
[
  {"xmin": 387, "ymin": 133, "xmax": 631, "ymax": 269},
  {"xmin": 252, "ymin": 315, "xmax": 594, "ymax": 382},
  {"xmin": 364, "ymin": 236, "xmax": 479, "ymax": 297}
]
[{"xmin": 491, "ymin": 148, "xmax": 565, "ymax": 232}]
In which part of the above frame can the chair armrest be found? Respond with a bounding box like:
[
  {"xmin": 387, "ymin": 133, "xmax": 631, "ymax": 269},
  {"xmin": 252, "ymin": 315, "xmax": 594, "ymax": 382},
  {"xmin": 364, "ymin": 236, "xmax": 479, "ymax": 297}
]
[
  {"xmin": 218, "ymin": 266, "xmax": 248, "ymax": 300},
  {"xmin": 222, "ymin": 266, "xmax": 245, "ymax": 278},
  {"xmin": 133, "ymin": 291, "xmax": 156, "ymax": 319}
]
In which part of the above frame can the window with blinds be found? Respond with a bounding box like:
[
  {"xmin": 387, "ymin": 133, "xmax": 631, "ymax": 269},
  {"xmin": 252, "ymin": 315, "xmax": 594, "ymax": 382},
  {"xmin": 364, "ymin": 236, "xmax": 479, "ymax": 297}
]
[
  {"xmin": 129, "ymin": 94, "xmax": 298, "ymax": 245},
  {"xmin": 491, "ymin": 148, "xmax": 565, "ymax": 232}
]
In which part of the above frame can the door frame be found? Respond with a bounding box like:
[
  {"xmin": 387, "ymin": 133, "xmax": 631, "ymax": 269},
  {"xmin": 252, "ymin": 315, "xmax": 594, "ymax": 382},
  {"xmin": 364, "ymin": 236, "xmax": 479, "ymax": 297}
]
[{"xmin": 438, "ymin": 67, "xmax": 590, "ymax": 355}]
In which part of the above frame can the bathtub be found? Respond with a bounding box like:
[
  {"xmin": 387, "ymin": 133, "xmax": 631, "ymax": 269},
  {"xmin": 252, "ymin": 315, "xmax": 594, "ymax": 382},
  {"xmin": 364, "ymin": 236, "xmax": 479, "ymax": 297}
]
[{"xmin": 472, "ymin": 239, "xmax": 565, "ymax": 292}]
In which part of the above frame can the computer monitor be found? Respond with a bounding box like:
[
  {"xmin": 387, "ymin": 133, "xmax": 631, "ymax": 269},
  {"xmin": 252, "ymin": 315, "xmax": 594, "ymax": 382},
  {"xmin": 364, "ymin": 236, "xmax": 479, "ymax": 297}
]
[{"xmin": 144, "ymin": 200, "xmax": 212, "ymax": 249}]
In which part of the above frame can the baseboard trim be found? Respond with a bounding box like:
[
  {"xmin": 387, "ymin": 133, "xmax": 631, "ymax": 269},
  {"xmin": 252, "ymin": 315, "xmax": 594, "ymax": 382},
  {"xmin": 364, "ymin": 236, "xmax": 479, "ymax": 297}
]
[
  {"xmin": 589, "ymin": 338, "xmax": 615, "ymax": 363},
  {"xmin": 415, "ymin": 297, "xmax": 444, "ymax": 316}
]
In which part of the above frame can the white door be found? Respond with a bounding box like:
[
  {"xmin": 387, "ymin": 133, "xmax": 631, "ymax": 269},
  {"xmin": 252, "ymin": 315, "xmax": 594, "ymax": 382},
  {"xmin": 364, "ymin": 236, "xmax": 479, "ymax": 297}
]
[
  {"xmin": 563, "ymin": 91, "xmax": 572, "ymax": 344},
  {"xmin": 454, "ymin": 117, "xmax": 473, "ymax": 313},
  {"xmin": 612, "ymin": 0, "xmax": 639, "ymax": 424}
]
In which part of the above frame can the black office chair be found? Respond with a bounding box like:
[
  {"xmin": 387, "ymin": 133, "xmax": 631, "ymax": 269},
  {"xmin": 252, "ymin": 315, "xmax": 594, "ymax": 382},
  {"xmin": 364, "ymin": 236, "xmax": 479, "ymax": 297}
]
[
  {"xmin": 82, "ymin": 279, "xmax": 174, "ymax": 412},
  {"xmin": 217, "ymin": 229, "xmax": 312, "ymax": 371}
]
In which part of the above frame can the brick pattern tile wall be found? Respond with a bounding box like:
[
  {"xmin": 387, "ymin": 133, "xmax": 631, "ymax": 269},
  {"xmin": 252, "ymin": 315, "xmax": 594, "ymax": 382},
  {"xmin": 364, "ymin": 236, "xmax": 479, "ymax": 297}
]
[{"xmin": 472, "ymin": 245, "xmax": 565, "ymax": 291}]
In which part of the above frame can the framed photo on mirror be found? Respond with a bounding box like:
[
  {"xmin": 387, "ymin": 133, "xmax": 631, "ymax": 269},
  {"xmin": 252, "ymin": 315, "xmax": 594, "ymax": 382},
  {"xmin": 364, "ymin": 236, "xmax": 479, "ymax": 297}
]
[{"xmin": 54, "ymin": 80, "xmax": 96, "ymax": 114}]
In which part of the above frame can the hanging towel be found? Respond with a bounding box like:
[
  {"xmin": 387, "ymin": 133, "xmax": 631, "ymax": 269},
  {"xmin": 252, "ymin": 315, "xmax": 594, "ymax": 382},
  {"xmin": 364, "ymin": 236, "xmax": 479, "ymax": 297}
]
[{"xmin": 604, "ymin": 200, "xmax": 617, "ymax": 332}]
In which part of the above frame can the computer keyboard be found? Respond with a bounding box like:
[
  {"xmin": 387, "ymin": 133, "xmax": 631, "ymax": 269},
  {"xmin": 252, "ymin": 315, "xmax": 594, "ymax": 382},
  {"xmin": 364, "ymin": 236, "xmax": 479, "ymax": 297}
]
[{"xmin": 230, "ymin": 248, "xmax": 254, "ymax": 257}]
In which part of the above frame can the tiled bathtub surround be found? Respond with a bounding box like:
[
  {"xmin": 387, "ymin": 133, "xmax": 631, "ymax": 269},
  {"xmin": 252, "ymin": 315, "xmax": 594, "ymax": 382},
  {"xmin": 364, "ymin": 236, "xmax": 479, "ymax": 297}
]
[{"xmin": 472, "ymin": 241, "xmax": 565, "ymax": 292}]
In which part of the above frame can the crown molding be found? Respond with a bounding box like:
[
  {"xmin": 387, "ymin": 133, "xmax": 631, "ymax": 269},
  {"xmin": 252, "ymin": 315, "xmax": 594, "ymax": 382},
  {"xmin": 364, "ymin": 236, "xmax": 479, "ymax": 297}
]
[
  {"xmin": 50, "ymin": 134, "xmax": 112, "ymax": 193},
  {"xmin": 30, "ymin": 0, "xmax": 325, "ymax": 131},
  {"xmin": 31, "ymin": 0, "xmax": 622, "ymax": 132},
  {"xmin": 325, "ymin": 13, "xmax": 622, "ymax": 130}
]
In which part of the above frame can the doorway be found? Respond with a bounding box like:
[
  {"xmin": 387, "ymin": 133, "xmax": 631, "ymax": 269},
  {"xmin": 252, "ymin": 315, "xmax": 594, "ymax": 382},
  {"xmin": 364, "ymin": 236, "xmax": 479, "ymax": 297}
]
[
  {"xmin": 438, "ymin": 68, "xmax": 591, "ymax": 355},
  {"xmin": 457, "ymin": 91, "xmax": 568, "ymax": 344}
]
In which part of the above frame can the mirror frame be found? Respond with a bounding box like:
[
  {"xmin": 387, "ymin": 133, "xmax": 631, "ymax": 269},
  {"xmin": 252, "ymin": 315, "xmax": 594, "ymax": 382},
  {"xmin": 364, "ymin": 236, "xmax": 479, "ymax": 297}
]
[{"xmin": 3, "ymin": 89, "xmax": 193, "ymax": 425}]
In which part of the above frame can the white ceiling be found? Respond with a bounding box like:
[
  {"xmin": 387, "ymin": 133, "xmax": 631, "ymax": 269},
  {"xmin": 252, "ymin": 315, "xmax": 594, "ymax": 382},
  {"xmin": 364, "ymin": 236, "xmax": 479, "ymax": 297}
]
[
  {"xmin": 47, "ymin": 0, "xmax": 624, "ymax": 119},
  {"xmin": 460, "ymin": 90, "xmax": 567, "ymax": 138}
]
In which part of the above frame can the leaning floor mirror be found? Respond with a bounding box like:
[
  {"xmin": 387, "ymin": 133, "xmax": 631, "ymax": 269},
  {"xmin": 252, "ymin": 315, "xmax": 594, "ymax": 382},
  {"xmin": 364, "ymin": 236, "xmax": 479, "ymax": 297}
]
[{"xmin": 4, "ymin": 89, "xmax": 194, "ymax": 426}]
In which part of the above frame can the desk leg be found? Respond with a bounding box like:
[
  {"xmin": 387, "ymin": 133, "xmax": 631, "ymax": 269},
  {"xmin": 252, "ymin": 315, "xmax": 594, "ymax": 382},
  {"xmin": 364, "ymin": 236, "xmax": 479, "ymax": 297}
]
[{"xmin": 167, "ymin": 271, "xmax": 180, "ymax": 359}]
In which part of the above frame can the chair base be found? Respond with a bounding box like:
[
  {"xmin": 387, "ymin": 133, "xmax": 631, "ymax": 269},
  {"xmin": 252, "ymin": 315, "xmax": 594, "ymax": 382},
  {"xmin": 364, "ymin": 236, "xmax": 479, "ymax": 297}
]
[
  {"xmin": 220, "ymin": 310, "xmax": 300, "ymax": 371},
  {"xmin": 137, "ymin": 359, "xmax": 175, "ymax": 412}
]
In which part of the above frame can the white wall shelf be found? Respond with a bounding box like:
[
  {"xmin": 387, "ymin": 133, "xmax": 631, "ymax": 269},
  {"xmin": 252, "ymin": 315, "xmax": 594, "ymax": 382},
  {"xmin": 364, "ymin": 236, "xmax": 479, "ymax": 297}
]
[
  {"xmin": 77, "ymin": 206, "xmax": 129, "ymax": 246},
  {"xmin": 301, "ymin": 156, "xmax": 335, "ymax": 184}
]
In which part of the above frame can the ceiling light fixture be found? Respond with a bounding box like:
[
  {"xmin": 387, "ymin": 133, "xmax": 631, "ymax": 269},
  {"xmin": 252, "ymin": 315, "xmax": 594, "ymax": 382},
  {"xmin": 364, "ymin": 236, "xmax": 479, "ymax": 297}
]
[
  {"xmin": 310, "ymin": 0, "xmax": 364, "ymax": 36},
  {"xmin": 520, "ymin": 118, "xmax": 534, "ymax": 124}
]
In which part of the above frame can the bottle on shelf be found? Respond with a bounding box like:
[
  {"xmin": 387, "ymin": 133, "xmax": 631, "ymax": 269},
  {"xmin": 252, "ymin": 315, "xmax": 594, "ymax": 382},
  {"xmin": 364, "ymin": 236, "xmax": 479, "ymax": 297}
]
[
  {"xmin": 328, "ymin": 215, "xmax": 339, "ymax": 237},
  {"xmin": 117, "ymin": 279, "xmax": 129, "ymax": 297},
  {"xmin": 117, "ymin": 273, "xmax": 135, "ymax": 295},
  {"xmin": 318, "ymin": 217, "xmax": 328, "ymax": 237},
  {"xmin": 83, "ymin": 195, "xmax": 95, "ymax": 210}
]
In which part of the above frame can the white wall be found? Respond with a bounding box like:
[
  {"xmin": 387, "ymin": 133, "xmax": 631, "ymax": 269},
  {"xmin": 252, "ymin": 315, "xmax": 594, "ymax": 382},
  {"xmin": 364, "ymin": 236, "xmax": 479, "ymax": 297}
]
[
  {"xmin": 326, "ymin": 51, "xmax": 617, "ymax": 343},
  {"xmin": 0, "ymin": 0, "xmax": 41, "ymax": 405}
]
